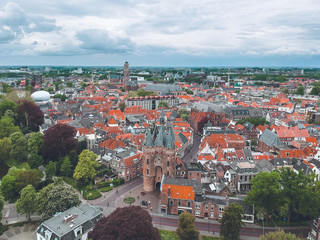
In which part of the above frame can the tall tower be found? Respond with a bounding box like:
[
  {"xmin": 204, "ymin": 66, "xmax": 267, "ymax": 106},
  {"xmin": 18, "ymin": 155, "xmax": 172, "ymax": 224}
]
[
  {"xmin": 123, "ymin": 61, "xmax": 130, "ymax": 91},
  {"xmin": 143, "ymin": 116, "xmax": 176, "ymax": 192}
]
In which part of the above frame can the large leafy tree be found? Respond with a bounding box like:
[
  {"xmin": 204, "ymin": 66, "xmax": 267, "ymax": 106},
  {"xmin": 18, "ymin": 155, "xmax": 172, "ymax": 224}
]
[
  {"xmin": 16, "ymin": 100, "xmax": 44, "ymax": 131},
  {"xmin": 244, "ymin": 172, "xmax": 282, "ymax": 224},
  {"xmin": 0, "ymin": 116, "xmax": 20, "ymax": 139},
  {"xmin": 26, "ymin": 132, "xmax": 43, "ymax": 155},
  {"xmin": 16, "ymin": 185, "xmax": 37, "ymax": 220},
  {"xmin": 0, "ymin": 137, "xmax": 12, "ymax": 165},
  {"xmin": 45, "ymin": 161, "xmax": 56, "ymax": 180},
  {"xmin": 0, "ymin": 192, "xmax": 4, "ymax": 219},
  {"xmin": 88, "ymin": 206, "xmax": 160, "ymax": 240},
  {"xmin": 0, "ymin": 99, "xmax": 17, "ymax": 117},
  {"xmin": 0, "ymin": 175, "xmax": 18, "ymax": 201},
  {"xmin": 36, "ymin": 178, "xmax": 81, "ymax": 219},
  {"xmin": 73, "ymin": 150, "xmax": 97, "ymax": 183},
  {"xmin": 11, "ymin": 169, "xmax": 41, "ymax": 192},
  {"xmin": 28, "ymin": 153, "xmax": 44, "ymax": 168},
  {"xmin": 259, "ymin": 230, "xmax": 300, "ymax": 240},
  {"xmin": 9, "ymin": 132, "xmax": 27, "ymax": 162},
  {"xmin": 69, "ymin": 150, "xmax": 79, "ymax": 170},
  {"xmin": 278, "ymin": 168, "xmax": 320, "ymax": 225},
  {"xmin": 43, "ymin": 123, "xmax": 77, "ymax": 162},
  {"xmin": 176, "ymin": 211, "xmax": 199, "ymax": 240},
  {"xmin": 60, "ymin": 157, "xmax": 73, "ymax": 177},
  {"xmin": 219, "ymin": 203, "xmax": 244, "ymax": 240}
]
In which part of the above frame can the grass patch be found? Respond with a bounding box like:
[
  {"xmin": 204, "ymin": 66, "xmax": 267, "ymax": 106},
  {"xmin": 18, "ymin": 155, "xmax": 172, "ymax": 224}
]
[
  {"xmin": 99, "ymin": 186, "xmax": 113, "ymax": 192},
  {"xmin": 123, "ymin": 197, "xmax": 135, "ymax": 204},
  {"xmin": 62, "ymin": 176, "xmax": 78, "ymax": 190},
  {"xmin": 201, "ymin": 235, "xmax": 221, "ymax": 240},
  {"xmin": 159, "ymin": 229, "xmax": 179, "ymax": 240}
]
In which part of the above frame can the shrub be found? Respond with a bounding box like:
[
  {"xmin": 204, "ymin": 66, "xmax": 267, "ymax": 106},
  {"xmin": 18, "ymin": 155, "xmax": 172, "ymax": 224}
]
[{"xmin": 83, "ymin": 189, "xmax": 101, "ymax": 200}]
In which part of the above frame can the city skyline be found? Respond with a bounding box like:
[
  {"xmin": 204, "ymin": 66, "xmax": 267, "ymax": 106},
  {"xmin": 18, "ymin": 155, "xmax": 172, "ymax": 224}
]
[{"xmin": 0, "ymin": 0, "xmax": 320, "ymax": 67}]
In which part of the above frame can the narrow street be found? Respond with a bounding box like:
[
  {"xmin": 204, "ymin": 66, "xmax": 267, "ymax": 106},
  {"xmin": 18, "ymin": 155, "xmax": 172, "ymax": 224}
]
[{"xmin": 182, "ymin": 134, "xmax": 201, "ymax": 163}]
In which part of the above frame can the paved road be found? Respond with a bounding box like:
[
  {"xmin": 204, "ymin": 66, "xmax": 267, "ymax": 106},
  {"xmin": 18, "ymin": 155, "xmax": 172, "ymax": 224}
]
[
  {"xmin": 88, "ymin": 177, "xmax": 143, "ymax": 208},
  {"xmin": 182, "ymin": 134, "xmax": 201, "ymax": 163}
]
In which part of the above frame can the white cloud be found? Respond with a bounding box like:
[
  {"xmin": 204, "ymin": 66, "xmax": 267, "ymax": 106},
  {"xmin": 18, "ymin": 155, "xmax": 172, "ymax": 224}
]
[{"xmin": 0, "ymin": 0, "xmax": 320, "ymax": 65}]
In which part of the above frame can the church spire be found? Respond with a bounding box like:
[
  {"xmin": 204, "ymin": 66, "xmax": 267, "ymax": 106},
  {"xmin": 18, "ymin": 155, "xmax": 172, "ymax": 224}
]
[{"xmin": 146, "ymin": 129, "xmax": 153, "ymax": 147}]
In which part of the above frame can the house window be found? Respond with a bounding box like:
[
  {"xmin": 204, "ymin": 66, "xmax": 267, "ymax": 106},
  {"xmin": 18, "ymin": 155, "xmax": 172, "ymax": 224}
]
[
  {"xmin": 188, "ymin": 201, "xmax": 191, "ymax": 207},
  {"xmin": 167, "ymin": 161, "xmax": 170, "ymax": 167},
  {"xmin": 196, "ymin": 203, "xmax": 200, "ymax": 209},
  {"xmin": 205, "ymin": 204, "xmax": 208, "ymax": 210},
  {"xmin": 167, "ymin": 171, "xmax": 169, "ymax": 176},
  {"xmin": 147, "ymin": 159, "xmax": 149, "ymax": 165},
  {"xmin": 211, "ymin": 206, "xmax": 214, "ymax": 211},
  {"xmin": 178, "ymin": 200, "xmax": 181, "ymax": 206},
  {"xmin": 195, "ymin": 210, "xmax": 200, "ymax": 216},
  {"xmin": 211, "ymin": 213, "xmax": 214, "ymax": 218},
  {"xmin": 170, "ymin": 200, "xmax": 173, "ymax": 205},
  {"xmin": 219, "ymin": 206, "xmax": 224, "ymax": 212},
  {"xmin": 147, "ymin": 169, "xmax": 149, "ymax": 175}
]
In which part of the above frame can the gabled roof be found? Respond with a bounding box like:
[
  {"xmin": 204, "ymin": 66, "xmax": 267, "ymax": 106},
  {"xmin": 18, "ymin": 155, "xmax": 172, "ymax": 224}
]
[{"xmin": 259, "ymin": 129, "xmax": 283, "ymax": 147}]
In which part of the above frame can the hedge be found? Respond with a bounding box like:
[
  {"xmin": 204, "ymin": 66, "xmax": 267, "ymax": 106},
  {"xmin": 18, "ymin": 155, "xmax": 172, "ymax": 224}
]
[{"xmin": 99, "ymin": 186, "xmax": 113, "ymax": 192}]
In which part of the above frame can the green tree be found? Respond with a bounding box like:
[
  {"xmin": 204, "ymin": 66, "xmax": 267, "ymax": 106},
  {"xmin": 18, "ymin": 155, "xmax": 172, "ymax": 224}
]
[
  {"xmin": 53, "ymin": 94, "xmax": 67, "ymax": 102},
  {"xmin": 278, "ymin": 168, "xmax": 320, "ymax": 225},
  {"xmin": 60, "ymin": 157, "xmax": 73, "ymax": 177},
  {"xmin": 310, "ymin": 86, "xmax": 320, "ymax": 96},
  {"xmin": 259, "ymin": 229, "xmax": 300, "ymax": 240},
  {"xmin": 45, "ymin": 161, "xmax": 56, "ymax": 180},
  {"xmin": 0, "ymin": 175, "xmax": 18, "ymax": 201},
  {"xmin": 244, "ymin": 172, "xmax": 282, "ymax": 225},
  {"xmin": 16, "ymin": 185, "xmax": 37, "ymax": 220},
  {"xmin": 28, "ymin": 153, "xmax": 44, "ymax": 169},
  {"xmin": 295, "ymin": 86, "xmax": 304, "ymax": 95},
  {"xmin": 73, "ymin": 150, "xmax": 97, "ymax": 183},
  {"xmin": 0, "ymin": 192, "xmax": 4, "ymax": 219},
  {"xmin": 36, "ymin": 178, "xmax": 81, "ymax": 219},
  {"xmin": 0, "ymin": 137, "xmax": 12, "ymax": 164},
  {"xmin": 69, "ymin": 150, "xmax": 79, "ymax": 170},
  {"xmin": 0, "ymin": 99, "xmax": 17, "ymax": 117},
  {"xmin": 119, "ymin": 102, "xmax": 126, "ymax": 112},
  {"xmin": 219, "ymin": 203, "xmax": 244, "ymax": 240},
  {"xmin": 26, "ymin": 132, "xmax": 43, "ymax": 155},
  {"xmin": 178, "ymin": 109, "xmax": 190, "ymax": 121},
  {"xmin": 9, "ymin": 132, "xmax": 27, "ymax": 162},
  {"xmin": 0, "ymin": 116, "xmax": 20, "ymax": 139},
  {"xmin": 158, "ymin": 101, "xmax": 169, "ymax": 108},
  {"xmin": 283, "ymin": 88, "xmax": 289, "ymax": 94},
  {"xmin": 176, "ymin": 211, "xmax": 199, "ymax": 240},
  {"xmin": 12, "ymin": 169, "xmax": 41, "ymax": 192}
]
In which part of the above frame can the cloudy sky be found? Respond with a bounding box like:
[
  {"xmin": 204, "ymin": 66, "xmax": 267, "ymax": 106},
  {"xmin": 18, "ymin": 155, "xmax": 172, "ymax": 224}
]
[{"xmin": 0, "ymin": 0, "xmax": 320, "ymax": 67}]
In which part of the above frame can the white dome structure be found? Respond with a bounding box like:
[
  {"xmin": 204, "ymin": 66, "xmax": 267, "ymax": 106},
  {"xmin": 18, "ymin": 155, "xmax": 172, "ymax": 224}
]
[{"xmin": 31, "ymin": 91, "xmax": 50, "ymax": 102}]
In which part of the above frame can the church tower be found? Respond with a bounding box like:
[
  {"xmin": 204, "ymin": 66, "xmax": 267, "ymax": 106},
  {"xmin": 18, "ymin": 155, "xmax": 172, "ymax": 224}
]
[
  {"xmin": 123, "ymin": 61, "xmax": 130, "ymax": 91},
  {"xmin": 143, "ymin": 109, "xmax": 177, "ymax": 192}
]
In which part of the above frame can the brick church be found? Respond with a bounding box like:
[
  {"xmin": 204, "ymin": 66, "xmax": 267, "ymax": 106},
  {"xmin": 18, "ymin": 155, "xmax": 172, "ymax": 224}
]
[{"xmin": 142, "ymin": 109, "xmax": 177, "ymax": 192}]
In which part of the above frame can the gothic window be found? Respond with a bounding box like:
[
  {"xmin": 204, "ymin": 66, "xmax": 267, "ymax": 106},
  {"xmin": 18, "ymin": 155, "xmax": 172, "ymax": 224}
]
[
  {"xmin": 147, "ymin": 169, "xmax": 149, "ymax": 175},
  {"xmin": 147, "ymin": 159, "xmax": 149, "ymax": 165},
  {"xmin": 167, "ymin": 171, "xmax": 169, "ymax": 176},
  {"xmin": 167, "ymin": 161, "xmax": 169, "ymax": 167}
]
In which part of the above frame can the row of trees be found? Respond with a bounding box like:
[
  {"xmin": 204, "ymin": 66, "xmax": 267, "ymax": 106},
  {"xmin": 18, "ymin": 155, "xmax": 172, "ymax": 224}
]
[
  {"xmin": 245, "ymin": 168, "xmax": 320, "ymax": 225},
  {"xmin": 16, "ymin": 178, "xmax": 81, "ymax": 220}
]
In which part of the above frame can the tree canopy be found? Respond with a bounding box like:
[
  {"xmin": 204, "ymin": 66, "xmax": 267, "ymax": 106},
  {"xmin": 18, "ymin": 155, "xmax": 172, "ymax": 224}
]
[
  {"xmin": 16, "ymin": 100, "xmax": 44, "ymax": 131},
  {"xmin": 88, "ymin": 205, "xmax": 160, "ymax": 240},
  {"xmin": 16, "ymin": 185, "xmax": 37, "ymax": 220},
  {"xmin": 176, "ymin": 211, "xmax": 199, "ymax": 240},
  {"xmin": 236, "ymin": 117, "xmax": 267, "ymax": 126},
  {"xmin": 36, "ymin": 178, "xmax": 81, "ymax": 219},
  {"xmin": 0, "ymin": 115, "xmax": 20, "ymax": 139},
  {"xmin": 259, "ymin": 230, "xmax": 300, "ymax": 240},
  {"xmin": 219, "ymin": 203, "xmax": 244, "ymax": 240},
  {"xmin": 43, "ymin": 123, "xmax": 77, "ymax": 162},
  {"xmin": 244, "ymin": 172, "xmax": 282, "ymax": 224},
  {"xmin": 73, "ymin": 150, "xmax": 97, "ymax": 183},
  {"xmin": 0, "ymin": 99, "xmax": 17, "ymax": 117}
]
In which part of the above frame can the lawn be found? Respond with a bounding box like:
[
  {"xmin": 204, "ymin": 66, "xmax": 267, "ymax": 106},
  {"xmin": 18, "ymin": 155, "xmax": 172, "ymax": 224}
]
[{"xmin": 159, "ymin": 229, "xmax": 179, "ymax": 240}]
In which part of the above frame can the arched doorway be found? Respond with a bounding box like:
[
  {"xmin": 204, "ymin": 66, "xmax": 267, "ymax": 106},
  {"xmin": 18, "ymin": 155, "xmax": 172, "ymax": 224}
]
[
  {"xmin": 155, "ymin": 182, "xmax": 161, "ymax": 189},
  {"xmin": 204, "ymin": 212, "xmax": 209, "ymax": 218}
]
